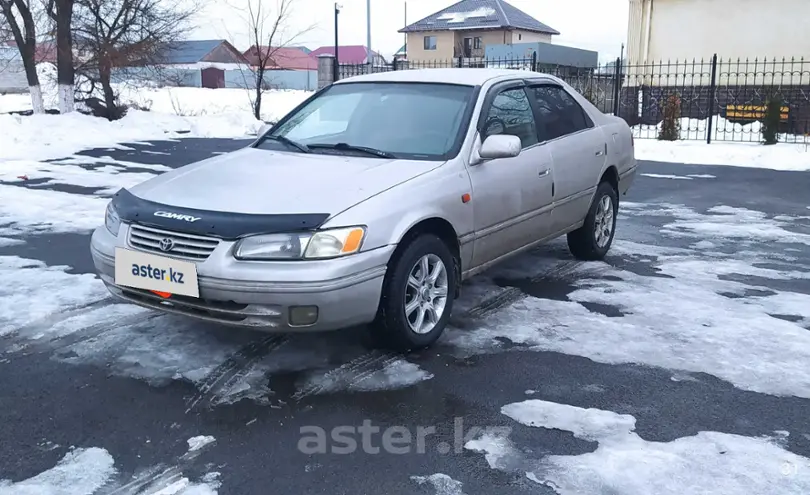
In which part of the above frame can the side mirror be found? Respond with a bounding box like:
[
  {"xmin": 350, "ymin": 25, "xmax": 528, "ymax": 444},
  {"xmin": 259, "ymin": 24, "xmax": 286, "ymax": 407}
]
[
  {"xmin": 479, "ymin": 134, "xmax": 521, "ymax": 160},
  {"xmin": 257, "ymin": 123, "xmax": 272, "ymax": 136}
]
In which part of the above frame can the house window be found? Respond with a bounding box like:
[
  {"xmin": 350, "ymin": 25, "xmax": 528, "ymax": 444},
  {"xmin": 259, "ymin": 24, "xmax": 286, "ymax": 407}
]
[
  {"xmin": 518, "ymin": 33, "xmax": 522, "ymax": 40},
  {"xmin": 474, "ymin": 37, "xmax": 482, "ymax": 49},
  {"xmin": 423, "ymin": 36, "xmax": 437, "ymax": 50}
]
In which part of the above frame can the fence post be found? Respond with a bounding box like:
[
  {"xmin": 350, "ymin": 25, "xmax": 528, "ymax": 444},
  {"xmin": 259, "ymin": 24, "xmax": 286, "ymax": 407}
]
[
  {"xmin": 706, "ymin": 54, "xmax": 718, "ymax": 144},
  {"xmin": 612, "ymin": 57, "xmax": 622, "ymax": 116},
  {"xmin": 531, "ymin": 51, "xmax": 537, "ymax": 72},
  {"xmin": 457, "ymin": 56, "xmax": 463, "ymax": 68},
  {"xmin": 392, "ymin": 58, "xmax": 398, "ymax": 71}
]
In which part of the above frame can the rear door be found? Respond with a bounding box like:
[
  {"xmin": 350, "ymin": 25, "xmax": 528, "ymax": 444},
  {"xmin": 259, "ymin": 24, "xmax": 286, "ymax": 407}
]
[{"xmin": 526, "ymin": 84, "xmax": 607, "ymax": 233}]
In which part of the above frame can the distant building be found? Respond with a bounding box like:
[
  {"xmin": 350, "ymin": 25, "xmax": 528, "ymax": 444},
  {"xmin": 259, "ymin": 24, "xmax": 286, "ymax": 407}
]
[
  {"xmin": 394, "ymin": 44, "xmax": 407, "ymax": 60},
  {"xmin": 152, "ymin": 40, "xmax": 247, "ymax": 69},
  {"xmin": 398, "ymin": 0, "xmax": 559, "ymax": 62},
  {"xmin": 242, "ymin": 46, "xmax": 317, "ymax": 70},
  {"xmin": 310, "ymin": 45, "xmax": 387, "ymax": 65},
  {"xmin": 147, "ymin": 39, "xmax": 248, "ymax": 88}
]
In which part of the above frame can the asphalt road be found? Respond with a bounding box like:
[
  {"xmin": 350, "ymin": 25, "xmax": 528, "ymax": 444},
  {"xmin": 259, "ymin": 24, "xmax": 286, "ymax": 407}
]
[{"xmin": 1, "ymin": 139, "xmax": 809, "ymax": 494}]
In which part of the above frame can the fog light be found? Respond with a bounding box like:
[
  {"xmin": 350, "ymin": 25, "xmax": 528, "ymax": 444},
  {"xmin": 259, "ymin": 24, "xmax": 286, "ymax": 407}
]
[{"xmin": 289, "ymin": 305, "xmax": 319, "ymax": 326}]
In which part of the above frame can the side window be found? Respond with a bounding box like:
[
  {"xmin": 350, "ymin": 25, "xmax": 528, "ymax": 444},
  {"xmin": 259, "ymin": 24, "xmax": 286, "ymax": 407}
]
[
  {"xmin": 423, "ymin": 36, "xmax": 437, "ymax": 50},
  {"xmin": 481, "ymin": 87, "xmax": 538, "ymax": 149},
  {"xmin": 528, "ymin": 85, "xmax": 593, "ymax": 141}
]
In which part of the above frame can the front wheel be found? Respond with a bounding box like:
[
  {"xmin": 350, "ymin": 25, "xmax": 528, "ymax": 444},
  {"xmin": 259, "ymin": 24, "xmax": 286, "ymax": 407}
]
[
  {"xmin": 567, "ymin": 181, "xmax": 618, "ymax": 261},
  {"xmin": 374, "ymin": 234, "xmax": 457, "ymax": 351}
]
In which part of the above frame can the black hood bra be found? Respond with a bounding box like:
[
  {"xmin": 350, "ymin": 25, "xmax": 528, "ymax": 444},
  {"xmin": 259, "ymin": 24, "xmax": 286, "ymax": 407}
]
[{"xmin": 110, "ymin": 188, "xmax": 331, "ymax": 239}]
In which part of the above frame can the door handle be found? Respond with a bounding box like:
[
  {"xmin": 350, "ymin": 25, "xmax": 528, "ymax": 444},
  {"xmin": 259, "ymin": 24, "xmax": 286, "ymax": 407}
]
[
  {"xmin": 538, "ymin": 169, "xmax": 550, "ymax": 177},
  {"xmin": 595, "ymin": 150, "xmax": 604, "ymax": 156}
]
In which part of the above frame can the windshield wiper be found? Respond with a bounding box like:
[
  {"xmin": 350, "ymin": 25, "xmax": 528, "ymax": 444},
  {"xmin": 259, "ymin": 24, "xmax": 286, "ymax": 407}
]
[
  {"xmin": 264, "ymin": 135, "xmax": 310, "ymax": 153},
  {"xmin": 308, "ymin": 142, "xmax": 397, "ymax": 159}
]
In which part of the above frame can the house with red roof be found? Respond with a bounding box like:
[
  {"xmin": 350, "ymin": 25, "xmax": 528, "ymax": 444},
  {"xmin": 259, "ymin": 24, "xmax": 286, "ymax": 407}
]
[
  {"xmin": 309, "ymin": 45, "xmax": 386, "ymax": 66},
  {"xmin": 242, "ymin": 46, "xmax": 317, "ymax": 70}
]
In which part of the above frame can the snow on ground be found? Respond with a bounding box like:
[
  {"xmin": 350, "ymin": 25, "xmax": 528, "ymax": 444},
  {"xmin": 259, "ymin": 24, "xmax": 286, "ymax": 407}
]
[
  {"xmin": 636, "ymin": 139, "xmax": 810, "ymax": 170},
  {"xmin": 0, "ymin": 159, "xmax": 160, "ymax": 194},
  {"xmin": 446, "ymin": 202, "xmax": 810, "ymax": 399},
  {"xmin": 0, "ymin": 447, "xmax": 221, "ymax": 494},
  {"xmin": 0, "ymin": 256, "xmax": 110, "ymax": 337},
  {"xmin": 186, "ymin": 436, "xmax": 216, "ymax": 452},
  {"xmin": 411, "ymin": 474, "xmax": 467, "ymax": 495},
  {"xmin": 634, "ymin": 116, "xmax": 810, "ymax": 170},
  {"xmin": 0, "ymin": 64, "xmax": 311, "ymax": 162},
  {"xmin": 466, "ymin": 399, "xmax": 810, "ymax": 495},
  {"xmin": 0, "ymin": 185, "xmax": 109, "ymax": 235},
  {"xmin": 0, "ymin": 447, "xmax": 115, "ymax": 495}
]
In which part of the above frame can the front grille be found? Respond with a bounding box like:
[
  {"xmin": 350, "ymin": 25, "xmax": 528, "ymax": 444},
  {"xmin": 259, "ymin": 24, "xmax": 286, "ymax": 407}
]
[{"xmin": 128, "ymin": 223, "xmax": 219, "ymax": 261}]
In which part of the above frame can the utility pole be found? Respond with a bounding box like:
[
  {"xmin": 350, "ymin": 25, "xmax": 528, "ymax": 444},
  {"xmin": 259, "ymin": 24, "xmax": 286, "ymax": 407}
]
[
  {"xmin": 334, "ymin": 3, "xmax": 340, "ymax": 81},
  {"xmin": 366, "ymin": 0, "xmax": 372, "ymax": 65},
  {"xmin": 404, "ymin": 2, "xmax": 407, "ymax": 55}
]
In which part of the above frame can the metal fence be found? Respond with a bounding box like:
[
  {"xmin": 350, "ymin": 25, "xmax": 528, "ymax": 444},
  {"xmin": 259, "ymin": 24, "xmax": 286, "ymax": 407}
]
[{"xmin": 338, "ymin": 53, "xmax": 810, "ymax": 144}]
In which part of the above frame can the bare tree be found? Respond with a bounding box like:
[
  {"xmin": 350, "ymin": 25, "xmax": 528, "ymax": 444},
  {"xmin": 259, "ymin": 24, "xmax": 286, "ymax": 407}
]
[
  {"xmin": 72, "ymin": 0, "xmax": 197, "ymax": 119},
  {"xmin": 1, "ymin": 0, "xmax": 45, "ymax": 112},
  {"xmin": 239, "ymin": 0, "xmax": 312, "ymax": 120},
  {"xmin": 44, "ymin": 0, "xmax": 73, "ymax": 112}
]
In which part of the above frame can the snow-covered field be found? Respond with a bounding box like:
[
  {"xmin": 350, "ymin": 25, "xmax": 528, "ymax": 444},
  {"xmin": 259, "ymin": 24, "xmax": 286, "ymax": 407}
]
[{"xmin": 0, "ymin": 64, "xmax": 310, "ymax": 161}]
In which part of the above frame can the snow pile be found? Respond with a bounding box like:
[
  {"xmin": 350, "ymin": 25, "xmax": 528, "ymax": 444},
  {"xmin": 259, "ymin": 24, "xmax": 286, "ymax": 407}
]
[
  {"xmin": 634, "ymin": 115, "xmax": 810, "ymax": 170},
  {"xmin": 636, "ymin": 138, "xmax": 810, "ymax": 170}
]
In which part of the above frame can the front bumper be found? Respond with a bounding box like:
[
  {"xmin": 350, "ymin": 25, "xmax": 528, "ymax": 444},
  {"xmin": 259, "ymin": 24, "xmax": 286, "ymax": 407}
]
[{"xmin": 90, "ymin": 224, "xmax": 393, "ymax": 332}]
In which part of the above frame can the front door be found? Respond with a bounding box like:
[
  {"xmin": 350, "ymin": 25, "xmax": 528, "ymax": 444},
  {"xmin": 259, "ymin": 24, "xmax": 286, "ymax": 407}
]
[
  {"xmin": 467, "ymin": 84, "xmax": 555, "ymax": 269},
  {"xmin": 526, "ymin": 84, "xmax": 606, "ymax": 233},
  {"xmin": 463, "ymin": 38, "xmax": 473, "ymax": 58}
]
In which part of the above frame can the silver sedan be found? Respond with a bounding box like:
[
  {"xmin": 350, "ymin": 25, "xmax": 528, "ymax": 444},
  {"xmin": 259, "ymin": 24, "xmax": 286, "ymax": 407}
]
[{"xmin": 90, "ymin": 68, "xmax": 637, "ymax": 350}]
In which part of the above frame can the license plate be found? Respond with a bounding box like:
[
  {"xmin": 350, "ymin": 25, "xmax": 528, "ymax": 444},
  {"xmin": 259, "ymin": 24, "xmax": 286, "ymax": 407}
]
[{"xmin": 114, "ymin": 247, "xmax": 200, "ymax": 298}]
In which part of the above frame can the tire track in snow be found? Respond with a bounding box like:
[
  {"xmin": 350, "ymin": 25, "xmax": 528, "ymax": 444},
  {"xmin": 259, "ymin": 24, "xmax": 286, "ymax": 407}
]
[
  {"xmin": 184, "ymin": 334, "xmax": 288, "ymax": 413},
  {"xmin": 291, "ymin": 350, "xmax": 402, "ymax": 401},
  {"xmin": 459, "ymin": 259, "xmax": 584, "ymax": 320}
]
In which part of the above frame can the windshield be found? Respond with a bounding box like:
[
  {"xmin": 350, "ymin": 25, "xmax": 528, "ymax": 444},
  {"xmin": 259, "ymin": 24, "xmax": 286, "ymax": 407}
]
[{"xmin": 259, "ymin": 82, "xmax": 476, "ymax": 160}]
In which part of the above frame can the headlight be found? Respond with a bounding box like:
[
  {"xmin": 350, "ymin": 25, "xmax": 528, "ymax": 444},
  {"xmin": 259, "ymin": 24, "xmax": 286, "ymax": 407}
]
[
  {"xmin": 105, "ymin": 203, "xmax": 121, "ymax": 236},
  {"xmin": 234, "ymin": 226, "xmax": 366, "ymax": 260}
]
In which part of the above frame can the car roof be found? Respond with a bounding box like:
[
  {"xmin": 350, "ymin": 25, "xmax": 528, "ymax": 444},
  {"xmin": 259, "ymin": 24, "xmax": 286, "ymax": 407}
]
[{"xmin": 334, "ymin": 68, "xmax": 554, "ymax": 86}]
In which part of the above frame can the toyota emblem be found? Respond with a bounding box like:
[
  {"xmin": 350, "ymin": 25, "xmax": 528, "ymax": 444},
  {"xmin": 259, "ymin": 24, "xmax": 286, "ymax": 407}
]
[{"xmin": 159, "ymin": 238, "xmax": 175, "ymax": 252}]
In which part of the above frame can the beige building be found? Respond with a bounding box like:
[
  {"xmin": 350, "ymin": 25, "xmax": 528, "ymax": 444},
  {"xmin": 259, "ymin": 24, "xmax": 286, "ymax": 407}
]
[
  {"xmin": 626, "ymin": 0, "xmax": 810, "ymax": 85},
  {"xmin": 627, "ymin": 0, "xmax": 810, "ymax": 63},
  {"xmin": 399, "ymin": 0, "xmax": 558, "ymax": 62}
]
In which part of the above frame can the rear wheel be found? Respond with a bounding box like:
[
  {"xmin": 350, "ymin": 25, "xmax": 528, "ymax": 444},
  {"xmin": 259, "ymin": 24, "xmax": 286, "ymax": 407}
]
[
  {"xmin": 567, "ymin": 181, "xmax": 618, "ymax": 261},
  {"xmin": 374, "ymin": 234, "xmax": 456, "ymax": 351}
]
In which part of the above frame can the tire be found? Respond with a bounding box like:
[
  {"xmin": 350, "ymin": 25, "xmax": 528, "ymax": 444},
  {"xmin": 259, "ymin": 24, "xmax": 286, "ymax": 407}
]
[
  {"xmin": 567, "ymin": 181, "xmax": 618, "ymax": 261},
  {"xmin": 374, "ymin": 234, "xmax": 457, "ymax": 351}
]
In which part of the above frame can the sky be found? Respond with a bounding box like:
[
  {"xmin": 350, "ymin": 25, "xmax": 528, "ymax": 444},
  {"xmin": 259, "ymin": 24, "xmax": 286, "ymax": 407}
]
[{"xmin": 196, "ymin": 0, "xmax": 629, "ymax": 62}]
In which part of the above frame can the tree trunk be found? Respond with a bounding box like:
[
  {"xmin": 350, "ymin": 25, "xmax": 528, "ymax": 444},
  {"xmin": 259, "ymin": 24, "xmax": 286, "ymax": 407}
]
[
  {"xmin": 99, "ymin": 62, "xmax": 117, "ymax": 120},
  {"xmin": 2, "ymin": 0, "xmax": 45, "ymax": 113},
  {"xmin": 54, "ymin": 0, "xmax": 75, "ymax": 113},
  {"xmin": 253, "ymin": 66, "xmax": 263, "ymax": 120},
  {"xmin": 20, "ymin": 42, "xmax": 44, "ymax": 113}
]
